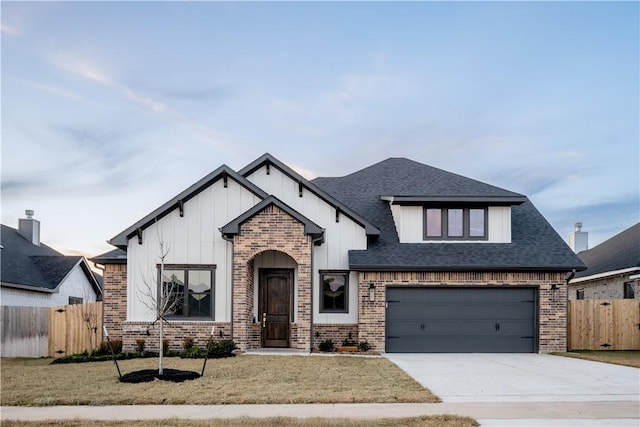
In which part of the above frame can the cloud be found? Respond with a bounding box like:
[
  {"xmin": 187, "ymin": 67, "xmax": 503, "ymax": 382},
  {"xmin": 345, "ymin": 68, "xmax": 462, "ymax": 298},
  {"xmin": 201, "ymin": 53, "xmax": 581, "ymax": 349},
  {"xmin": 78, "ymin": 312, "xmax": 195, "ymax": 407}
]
[{"xmin": 1, "ymin": 23, "xmax": 20, "ymax": 36}]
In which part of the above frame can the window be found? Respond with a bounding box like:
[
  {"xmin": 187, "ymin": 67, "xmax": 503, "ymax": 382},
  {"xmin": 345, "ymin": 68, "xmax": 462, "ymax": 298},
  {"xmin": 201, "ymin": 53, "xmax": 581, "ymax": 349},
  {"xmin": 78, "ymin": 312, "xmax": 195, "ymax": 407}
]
[
  {"xmin": 69, "ymin": 296, "xmax": 83, "ymax": 305},
  {"xmin": 624, "ymin": 282, "xmax": 635, "ymax": 299},
  {"xmin": 160, "ymin": 265, "xmax": 215, "ymax": 318},
  {"xmin": 320, "ymin": 271, "xmax": 349, "ymax": 313},
  {"xmin": 423, "ymin": 207, "xmax": 487, "ymax": 240},
  {"xmin": 576, "ymin": 289, "xmax": 584, "ymax": 300}
]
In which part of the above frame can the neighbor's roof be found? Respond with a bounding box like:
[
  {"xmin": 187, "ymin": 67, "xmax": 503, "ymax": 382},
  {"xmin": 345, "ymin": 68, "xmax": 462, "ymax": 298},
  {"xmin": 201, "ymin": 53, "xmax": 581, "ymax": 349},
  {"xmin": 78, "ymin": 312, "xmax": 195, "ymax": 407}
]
[
  {"xmin": 574, "ymin": 222, "xmax": 640, "ymax": 279},
  {"xmin": 313, "ymin": 157, "xmax": 585, "ymax": 271},
  {"xmin": 0, "ymin": 224, "xmax": 101, "ymax": 294}
]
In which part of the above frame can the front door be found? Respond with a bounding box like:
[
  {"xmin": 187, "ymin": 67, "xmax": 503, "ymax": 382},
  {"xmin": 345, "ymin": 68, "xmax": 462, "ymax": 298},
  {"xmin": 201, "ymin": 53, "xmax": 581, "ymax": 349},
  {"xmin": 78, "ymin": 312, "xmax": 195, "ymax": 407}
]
[{"xmin": 259, "ymin": 269, "xmax": 293, "ymax": 348}]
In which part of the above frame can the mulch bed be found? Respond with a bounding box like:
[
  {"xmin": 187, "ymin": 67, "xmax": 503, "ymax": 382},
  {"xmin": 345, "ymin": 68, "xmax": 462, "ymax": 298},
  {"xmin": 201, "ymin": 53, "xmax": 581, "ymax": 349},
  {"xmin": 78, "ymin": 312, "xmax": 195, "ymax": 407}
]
[{"xmin": 119, "ymin": 369, "xmax": 201, "ymax": 383}]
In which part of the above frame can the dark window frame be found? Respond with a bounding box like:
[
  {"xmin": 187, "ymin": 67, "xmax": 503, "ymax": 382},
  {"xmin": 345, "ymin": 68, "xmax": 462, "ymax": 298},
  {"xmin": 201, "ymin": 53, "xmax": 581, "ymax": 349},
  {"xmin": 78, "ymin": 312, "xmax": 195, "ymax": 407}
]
[
  {"xmin": 576, "ymin": 289, "xmax": 585, "ymax": 300},
  {"xmin": 423, "ymin": 207, "xmax": 488, "ymax": 241},
  {"xmin": 319, "ymin": 270, "xmax": 349, "ymax": 313},
  {"xmin": 158, "ymin": 264, "xmax": 216, "ymax": 320},
  {"xmin": 623, "ymin": 282, "xmax": 635, "ymax": 299},
  {"xmin": 68, "ymin": 296, "xmax": 83, "ymax": 305}
]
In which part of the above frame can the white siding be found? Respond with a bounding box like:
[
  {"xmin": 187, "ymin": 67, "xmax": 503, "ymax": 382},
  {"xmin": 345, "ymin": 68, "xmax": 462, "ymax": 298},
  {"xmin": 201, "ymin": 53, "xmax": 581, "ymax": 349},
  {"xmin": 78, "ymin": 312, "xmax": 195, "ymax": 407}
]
[
  {"xmin": 246, "ymin": 166, "xmax": 366, "ymax": 324},
  {"xmin": 0, "ymin": 264, "xmax": 97, "ymax": 307},
  {"xmin": 127, "ymin": 178, "xmax": 262, "ymax": 322},
  {"xmin": 391, "ymin": 204, "xmax": 512, "ymax": 243}
]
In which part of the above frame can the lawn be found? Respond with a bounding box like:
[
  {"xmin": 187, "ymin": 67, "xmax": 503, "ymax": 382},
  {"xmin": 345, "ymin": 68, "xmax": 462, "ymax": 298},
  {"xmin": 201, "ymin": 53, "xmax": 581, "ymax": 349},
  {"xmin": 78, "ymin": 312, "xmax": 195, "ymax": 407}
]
[
  {"xmin": 0, "ymin": 416, "xmax": 478, "ymax": 427},
  {"xmin": 0, "ymin": 355, "xmax": 438, "ymax": 406},
  {"xmin": 552, "ymin": 351, "xmax": 640, "ymax": 368}
]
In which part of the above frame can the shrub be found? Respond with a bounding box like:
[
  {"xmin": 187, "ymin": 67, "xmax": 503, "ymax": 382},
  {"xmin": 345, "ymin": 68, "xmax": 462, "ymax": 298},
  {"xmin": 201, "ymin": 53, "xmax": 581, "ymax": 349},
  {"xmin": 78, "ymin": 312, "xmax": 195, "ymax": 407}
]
[
  {"xmin": 135, "ymin": 339, "xmax": 145, "ymax": 353},
  {"xmin": 358, "ymin": 341, "xmax": 371, "ymax": 352},
  {"xmin": 319, "ymin": 338, "xmax": 334, "ymax": 352},
  {"xmin": 96, "ymin": 341, "xmax": 110, "ymax": 356},
  {"xmin": 342, "ymin": 337, "xmax": 357, "ymax": 347},
  {"xmin": 182, "ymin": 345, "xmax": 206, "ymax": 359},
  {"xmin": 162, "ymin": 338, "xmax": 170, "ymax": 354},
  {"xmin": 110, "ymin": 339, "xmax": 123, "ymax": 355},
  {"xmin": 206, "ymin": 339, "xmax": 237, "ymax": 358},
  {"xmin": 182, "ymin": 336, "xmax": 195, "ymax": 351}
]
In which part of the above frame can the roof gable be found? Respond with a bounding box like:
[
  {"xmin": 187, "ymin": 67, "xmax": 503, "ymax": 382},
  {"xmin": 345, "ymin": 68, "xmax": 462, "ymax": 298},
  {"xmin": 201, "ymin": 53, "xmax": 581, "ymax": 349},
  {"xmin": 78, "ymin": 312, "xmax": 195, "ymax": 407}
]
[
  {"xmin": 240, "ymin": 153, "xmax": 380, "ymax": 237},
  {"xmin": 109, "ymin": 165, "xmax": 269, "ymax": 248},
  {"xmin": 575, "ymin": 222, "xmax": 640, "ymax": 278},
  {"xmin": 221, "ymin": 196, "xmax": 324, "ymax": 242}
]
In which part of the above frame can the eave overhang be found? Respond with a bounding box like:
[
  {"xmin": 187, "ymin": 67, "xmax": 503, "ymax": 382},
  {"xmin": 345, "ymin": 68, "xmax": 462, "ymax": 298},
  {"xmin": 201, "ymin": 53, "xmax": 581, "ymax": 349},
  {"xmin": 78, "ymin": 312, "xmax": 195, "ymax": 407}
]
[
  {"xmin": 381, "ymin": 195, "xmax": 527, "ymax": 206},
  {"xmin": 220, "ymin": 196, "xmax": 325, "ymax": 244},
  {"xmin": 569, "ymin": 266, "xmax": 640, "ymax": 284},
  {"xmin": 349, "ymin": 264, "xmax": 585, "ymax": 273}
]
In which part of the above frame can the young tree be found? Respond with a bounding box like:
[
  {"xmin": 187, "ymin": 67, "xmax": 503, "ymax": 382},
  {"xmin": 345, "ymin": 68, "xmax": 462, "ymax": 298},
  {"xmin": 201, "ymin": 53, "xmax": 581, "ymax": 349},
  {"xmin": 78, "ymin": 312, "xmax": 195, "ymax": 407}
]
[
  {"xmin": 79, "ymin": 287, "xmax": 99, "ymax": 353},
  {"xmin": 137, "ymin": 236, "xmax": 182, "ymax": 375}
]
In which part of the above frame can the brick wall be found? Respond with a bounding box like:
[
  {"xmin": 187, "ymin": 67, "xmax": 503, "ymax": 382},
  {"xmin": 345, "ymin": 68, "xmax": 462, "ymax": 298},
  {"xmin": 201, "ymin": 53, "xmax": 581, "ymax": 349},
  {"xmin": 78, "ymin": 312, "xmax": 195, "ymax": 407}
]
[
  {"xmin": 102, "ymin": 264, "xmax": 127, "ymax": 341},
  {"xmin": 313, "ymin": 324, "xmax": 359, "ymax": 350},
  {"xmin": 232, "ymin": 205, "xmax": 313, "ymax": 351},
  {"xmin": 122, "ymin": 321, "xmax": 231, "ymax": 351},
  {"xmin": 358, "ymin": 271, "xmax": 567, "ymax": 353},
  {"xmin": 569, "ymin": 274, "xmax": 640, "ymax": 300}
]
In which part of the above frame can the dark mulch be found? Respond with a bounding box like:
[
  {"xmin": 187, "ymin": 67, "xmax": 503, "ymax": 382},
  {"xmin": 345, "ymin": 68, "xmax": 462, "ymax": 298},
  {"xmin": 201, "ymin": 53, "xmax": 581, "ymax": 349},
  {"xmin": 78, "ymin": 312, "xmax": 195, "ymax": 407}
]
[{"xmin": 119, "ymin": 369, "xmax": 201, "ymax": 383}]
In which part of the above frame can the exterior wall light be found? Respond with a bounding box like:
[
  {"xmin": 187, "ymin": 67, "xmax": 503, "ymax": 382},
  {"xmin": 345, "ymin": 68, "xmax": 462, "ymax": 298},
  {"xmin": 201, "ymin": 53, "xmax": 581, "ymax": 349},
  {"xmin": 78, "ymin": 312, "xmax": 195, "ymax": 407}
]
[{"xmin": 369, "ymin": 283, "xmax": 376, "ymax": 302}]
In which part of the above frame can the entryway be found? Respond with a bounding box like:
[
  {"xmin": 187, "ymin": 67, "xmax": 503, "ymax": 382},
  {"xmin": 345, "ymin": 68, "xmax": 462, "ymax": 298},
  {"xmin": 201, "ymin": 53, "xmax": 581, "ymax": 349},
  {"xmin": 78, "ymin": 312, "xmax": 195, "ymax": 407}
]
[{"xmin": 259, "ymin": 269, "xmax": 293, "ymax": 348}]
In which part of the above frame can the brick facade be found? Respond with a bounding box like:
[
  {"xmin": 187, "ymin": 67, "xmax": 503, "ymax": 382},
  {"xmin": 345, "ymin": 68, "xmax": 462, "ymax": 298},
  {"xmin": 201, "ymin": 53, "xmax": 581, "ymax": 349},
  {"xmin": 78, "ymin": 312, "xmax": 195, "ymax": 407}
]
[
  {"xmin": 122, "ymin": 321, "xmax": 231, "ymax": 351},
  {"xmin": 102, "ymin": 264, "xmax": 127, "ymax": 341},
  {"xmin": 358, "ymin": 271, "xmax": 567, "ymax": 353},
  {"xmin": 313, "ymin": 324, "xmax": 359, "ymax": 350},
  {"xmin": 232, "ymin": 205, "xmax": 313, "ymax": 351},
  {"xmin": 569, "ymin": 274, "xmax": 640, "ymax": 300}
]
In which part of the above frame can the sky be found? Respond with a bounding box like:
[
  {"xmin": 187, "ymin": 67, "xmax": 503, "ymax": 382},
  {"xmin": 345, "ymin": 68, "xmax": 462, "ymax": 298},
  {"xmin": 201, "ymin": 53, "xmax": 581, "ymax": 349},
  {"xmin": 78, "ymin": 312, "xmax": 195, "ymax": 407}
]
[{"xmin": 2, "ymin": 1, "xmax": 638, "ymax": 259}]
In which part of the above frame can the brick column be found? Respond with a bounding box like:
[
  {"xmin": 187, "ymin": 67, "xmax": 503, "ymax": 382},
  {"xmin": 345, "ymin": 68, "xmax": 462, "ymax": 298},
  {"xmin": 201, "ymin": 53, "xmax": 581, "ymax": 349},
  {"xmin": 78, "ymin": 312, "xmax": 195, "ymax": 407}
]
[{"xmin": 102, "ymin": 264, "xmax": 127, "ymax": 341}]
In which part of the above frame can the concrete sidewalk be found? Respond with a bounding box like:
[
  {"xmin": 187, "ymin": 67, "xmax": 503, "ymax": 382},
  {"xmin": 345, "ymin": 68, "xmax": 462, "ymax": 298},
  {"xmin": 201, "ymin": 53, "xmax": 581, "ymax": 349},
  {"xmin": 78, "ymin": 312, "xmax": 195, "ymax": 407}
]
[{"xmin": 2, "ymin": 401, "xmax": 639, "ymax": 424}]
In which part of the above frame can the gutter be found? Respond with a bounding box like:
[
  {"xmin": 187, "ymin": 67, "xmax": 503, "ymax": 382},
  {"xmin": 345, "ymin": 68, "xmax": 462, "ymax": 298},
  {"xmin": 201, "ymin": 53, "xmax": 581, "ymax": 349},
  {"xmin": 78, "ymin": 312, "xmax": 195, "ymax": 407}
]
[{"xmin": 569, "ymin": 267, "xmax": 640, "ymax": 284}]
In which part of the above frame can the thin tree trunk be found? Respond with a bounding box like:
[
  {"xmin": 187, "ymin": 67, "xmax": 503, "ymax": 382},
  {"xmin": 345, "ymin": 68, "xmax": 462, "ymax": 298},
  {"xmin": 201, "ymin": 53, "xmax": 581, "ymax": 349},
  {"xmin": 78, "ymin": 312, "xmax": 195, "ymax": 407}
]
[{"xmin": 159, "ymin": 319, "xmax": 164, "ymax": 375}]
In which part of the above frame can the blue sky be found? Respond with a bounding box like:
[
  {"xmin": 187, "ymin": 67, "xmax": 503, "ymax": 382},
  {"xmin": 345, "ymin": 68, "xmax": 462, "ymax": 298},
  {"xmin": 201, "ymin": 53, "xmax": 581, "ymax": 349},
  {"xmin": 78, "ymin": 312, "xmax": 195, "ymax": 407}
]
[{"xmin": 2, "ymin": 1, "xmax": 638, "ymax": 257}]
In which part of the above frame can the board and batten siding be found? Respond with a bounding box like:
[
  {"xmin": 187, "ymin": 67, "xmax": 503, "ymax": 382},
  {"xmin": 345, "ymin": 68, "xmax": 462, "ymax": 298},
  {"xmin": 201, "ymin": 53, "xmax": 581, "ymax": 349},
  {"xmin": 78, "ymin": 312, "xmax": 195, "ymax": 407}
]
[
  {"xmin": 390, "ymin": 205, "xmax": 512, "ymax": 243},
  {"xmin": 245, "ymin": 166, "xmax": 367, "ymax": 324},
  {"xmin": 127, "ymin": 178, "xmax": 262, "ymax": 322}
]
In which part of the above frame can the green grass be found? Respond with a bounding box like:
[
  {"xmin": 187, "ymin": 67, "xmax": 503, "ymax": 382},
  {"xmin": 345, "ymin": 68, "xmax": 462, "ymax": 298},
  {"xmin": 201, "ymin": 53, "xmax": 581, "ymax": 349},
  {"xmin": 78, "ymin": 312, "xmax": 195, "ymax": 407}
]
[{"xmin": 0, "ymin": 355, "xmax": 439, "ymax": 406}]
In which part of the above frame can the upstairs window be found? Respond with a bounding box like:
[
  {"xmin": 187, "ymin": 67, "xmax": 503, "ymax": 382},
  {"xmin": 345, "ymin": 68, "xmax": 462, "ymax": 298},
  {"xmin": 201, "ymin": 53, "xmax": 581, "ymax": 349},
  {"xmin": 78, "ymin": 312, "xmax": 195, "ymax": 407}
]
[
  {"xmin": 159, "ymin": 265, "xmax": 215, "ymax": 319},
  {"xmin": 68, "ymin": 296, "xmax": 83, "ymax": 305},
  {"xmin": 424, "ymin": 207, "xmax": 487, "ymax": 240},
  {"xmin": 624, "ymin": 282, "xmax": 635, "ymax": 299},
  {"xmin": 320, "ymin": 271, "xmax": 349, "ymax": 313},
  {"xmin": 576, "ymin": 289, "xmax": 585, "ymax": 300}
]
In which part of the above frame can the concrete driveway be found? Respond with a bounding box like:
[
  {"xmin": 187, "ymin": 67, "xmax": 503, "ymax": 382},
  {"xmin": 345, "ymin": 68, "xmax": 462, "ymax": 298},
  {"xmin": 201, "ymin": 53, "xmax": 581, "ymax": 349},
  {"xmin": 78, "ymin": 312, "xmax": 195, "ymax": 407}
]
[
  {"xmin": 384, "ymin": 353, "xmax": 639, "ymax": 403},
  {"xmin": 384, "ymin": 353, "xmax": 640, "ymax": 426}
]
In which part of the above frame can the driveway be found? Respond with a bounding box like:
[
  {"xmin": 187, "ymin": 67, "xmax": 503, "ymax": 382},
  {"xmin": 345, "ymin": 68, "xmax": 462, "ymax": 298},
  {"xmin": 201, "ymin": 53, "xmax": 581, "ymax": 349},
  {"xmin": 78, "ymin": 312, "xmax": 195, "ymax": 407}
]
[{"xmin": 383, "ymin": 353, "xmax": 639, "ymax": 403}]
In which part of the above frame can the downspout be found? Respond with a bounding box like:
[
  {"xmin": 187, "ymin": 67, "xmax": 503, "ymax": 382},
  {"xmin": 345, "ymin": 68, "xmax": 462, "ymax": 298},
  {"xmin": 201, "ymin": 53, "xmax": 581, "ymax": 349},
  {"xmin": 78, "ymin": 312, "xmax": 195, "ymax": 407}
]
[
  {"xmin": 309, "ymin": 233, "xmax": 324, "ymax": 353},
  {"xmin": 221, "ymin": 232, "xmax": 234, "ymax": 341},
  {"xmin": 565, "ymin": 269, "xmax": 576, "ymax": 352}
]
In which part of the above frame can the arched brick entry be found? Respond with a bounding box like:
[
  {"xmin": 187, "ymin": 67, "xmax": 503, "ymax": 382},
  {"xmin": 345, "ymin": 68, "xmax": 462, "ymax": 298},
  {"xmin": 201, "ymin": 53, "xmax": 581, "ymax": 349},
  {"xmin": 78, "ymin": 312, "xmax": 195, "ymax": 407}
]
[{"xmin": 231, "ymin": 205, "xmax": 313, "ymax": 351}]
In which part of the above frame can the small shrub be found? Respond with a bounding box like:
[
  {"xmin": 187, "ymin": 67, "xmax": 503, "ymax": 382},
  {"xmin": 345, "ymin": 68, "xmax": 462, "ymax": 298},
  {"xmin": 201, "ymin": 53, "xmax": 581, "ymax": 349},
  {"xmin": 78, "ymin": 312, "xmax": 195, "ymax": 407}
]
[
  {"xmin": 182, "ymin": 336, "xmax": 195, "ymax": 351},
  {"xmin": 135, "ymin": 339, "xmax": 145, "ymax": 353},
  {"xmin": 162, "ymin": 338, "xmax": 170, "ymax": 354},
  {"xmin": 319, "ymin": 338, "xmax": 335, "ymax": 352},
  {"xmin": 95, "ymin": 341, "xmax": 110, "ymax": 356},
  {"xmin": 182, "ymin": 345, "xmax": 206, "ymax": 359},
  {"xmin": 110, "ymin": 339, "xmax": 123, "ymax": 355},
  {"xmin": 206, "ymin": 339, "xmax": 237, "ymax": 358},
  {"xmin": 342, "ymin": 337, "xmax": 357, "ymax": 347},
  {"xmin": 358, "ymin": 341, "xmax": 371, "ymax": 352}
]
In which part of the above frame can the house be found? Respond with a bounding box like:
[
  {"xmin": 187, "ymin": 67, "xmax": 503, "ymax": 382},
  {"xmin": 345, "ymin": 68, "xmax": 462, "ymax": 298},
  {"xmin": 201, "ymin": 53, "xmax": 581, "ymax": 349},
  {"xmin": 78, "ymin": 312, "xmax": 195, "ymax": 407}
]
[
  {"xmin": 1, "ymin": 211, "xmax": 102, "ymax": 307},
  {"xmin": 569, "ymin": 223, "xmax": 640, "ymax": 300},
  {"xmin": 94, "ymin": 154, "xmax": 583, "ymax": 354}
]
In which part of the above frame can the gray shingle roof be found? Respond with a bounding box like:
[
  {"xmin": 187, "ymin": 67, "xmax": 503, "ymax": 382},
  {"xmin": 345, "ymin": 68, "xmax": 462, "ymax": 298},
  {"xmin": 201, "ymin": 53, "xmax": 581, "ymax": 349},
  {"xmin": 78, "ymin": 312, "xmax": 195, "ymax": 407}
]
[
  {"xmin": 90, "ymin": 248, "xmax": 127, "ymax": 264},
  {"xmin": 1, "ymin": 224, "xmax": 101, "ymax": 293},
  {"xmin": 574, "ymin": 223, "xmax": 640, "ymax": 278},
  {"xmin": 313, "ymin": 158, "xmax": 584, "ymax": 271}
]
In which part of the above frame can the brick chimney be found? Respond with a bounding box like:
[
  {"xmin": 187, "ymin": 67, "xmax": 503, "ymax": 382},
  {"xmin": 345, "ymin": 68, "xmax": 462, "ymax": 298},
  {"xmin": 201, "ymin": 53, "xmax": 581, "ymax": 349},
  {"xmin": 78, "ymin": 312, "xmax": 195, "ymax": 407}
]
[
  {"xmin": 568, "ymin": 221, "xmax": 588, "ymax": 253},
  {"xmin": 18, "ymin": 209, "xmax": 41, "ymax": 246}
]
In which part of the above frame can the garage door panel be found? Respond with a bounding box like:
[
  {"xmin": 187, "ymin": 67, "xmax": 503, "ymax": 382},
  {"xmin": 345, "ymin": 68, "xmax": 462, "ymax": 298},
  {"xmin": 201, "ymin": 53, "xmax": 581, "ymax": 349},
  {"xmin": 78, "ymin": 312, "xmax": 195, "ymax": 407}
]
[{"xmin": 386, "ymin": 287, "xmax": 536, "ymax": 353}]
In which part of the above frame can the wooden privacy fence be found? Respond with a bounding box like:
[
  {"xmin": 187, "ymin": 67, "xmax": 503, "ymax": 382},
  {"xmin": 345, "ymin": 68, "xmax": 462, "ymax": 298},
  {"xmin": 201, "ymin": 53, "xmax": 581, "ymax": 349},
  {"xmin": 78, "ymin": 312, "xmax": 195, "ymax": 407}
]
[
  {"xmin": 0, "ymin": 306, "xmax": 49, "ymax": 357},
  {"xmin": 568, "ymin": 299, "xmax": 640, "ymax": 350},
  {"xmin": 48, "ymin": 302, "xmax": 103, "ymax": 357}
]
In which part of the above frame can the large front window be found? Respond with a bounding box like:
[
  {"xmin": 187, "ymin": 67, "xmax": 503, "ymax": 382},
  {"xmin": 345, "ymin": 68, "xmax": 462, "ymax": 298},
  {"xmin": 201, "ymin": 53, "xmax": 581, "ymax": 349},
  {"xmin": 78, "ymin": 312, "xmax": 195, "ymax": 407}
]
[
  {"xmin": 320, "ymin": 271, "xmax": 349, "ymax": 313},
  {"xmin": 424, "ymin": 207, "xmax": 487, "ymax": 240},
  {"xmin": 160, "ymin": 265, "xmax": 215, "ymax": 318}
]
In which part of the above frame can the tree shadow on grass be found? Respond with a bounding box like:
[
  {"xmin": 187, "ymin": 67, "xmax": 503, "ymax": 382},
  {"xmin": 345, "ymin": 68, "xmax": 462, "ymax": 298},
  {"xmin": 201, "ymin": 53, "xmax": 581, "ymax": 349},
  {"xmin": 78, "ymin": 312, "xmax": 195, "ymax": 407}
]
[{"xmin": 119, "ymin": 368, "xmax": 201, "ymax": 383}]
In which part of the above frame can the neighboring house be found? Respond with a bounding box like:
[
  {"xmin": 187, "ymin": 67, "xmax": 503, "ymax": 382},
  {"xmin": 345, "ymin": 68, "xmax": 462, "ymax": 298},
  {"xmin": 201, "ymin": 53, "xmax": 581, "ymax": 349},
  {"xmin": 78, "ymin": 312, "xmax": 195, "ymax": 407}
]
[
  {"xmin": 569, "ymin": 223, "xmax": 640, "ymax": 300},
  {"xmin": 93, "ymin": 154, "xmax": 583, "ymax": 354},
  {"xmin": 0, "ymin": 212, "xmax": 102, "ymax": 307}
]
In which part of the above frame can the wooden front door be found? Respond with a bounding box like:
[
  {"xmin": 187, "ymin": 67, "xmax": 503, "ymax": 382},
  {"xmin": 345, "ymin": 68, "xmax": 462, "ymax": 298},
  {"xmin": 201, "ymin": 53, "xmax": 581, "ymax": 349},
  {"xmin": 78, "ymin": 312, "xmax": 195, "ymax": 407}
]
[{"xmin": 259, "ymin": 269, "xmax": 293, "ymax": 348}]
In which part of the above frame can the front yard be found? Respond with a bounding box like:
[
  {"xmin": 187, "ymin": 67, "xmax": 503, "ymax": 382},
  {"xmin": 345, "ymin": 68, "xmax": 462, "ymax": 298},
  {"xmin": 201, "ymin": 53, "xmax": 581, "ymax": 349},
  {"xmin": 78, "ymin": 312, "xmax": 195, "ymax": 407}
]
[{"xmin": 0, "ymin": 355, "xmax": 438, "ymax": 406}]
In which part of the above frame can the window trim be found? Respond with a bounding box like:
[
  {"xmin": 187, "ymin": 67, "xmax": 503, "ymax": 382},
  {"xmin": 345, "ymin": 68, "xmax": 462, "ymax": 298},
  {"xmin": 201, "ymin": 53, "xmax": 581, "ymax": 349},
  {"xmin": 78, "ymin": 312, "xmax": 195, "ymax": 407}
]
[
  {"xmin": 576, "ymin": 289, "xmax": 585, "ymax": 300},
  {"xmin": 68, "ymin": 296, "xmax": 83, "ymax": 305},
  {"xmin": 158, "ymin": 264, "xmax": 216, "ymax": 320},
  {"xmin": 623, "ymin": 282, "xmax": 635, "ymax": 299},
  {"xmin": 423, "ymin": 207, "xmax": 488, "ymax": 241},
  {"xmin": 319, "ymin": 270, "xmax": 349, "ymax": 313}
]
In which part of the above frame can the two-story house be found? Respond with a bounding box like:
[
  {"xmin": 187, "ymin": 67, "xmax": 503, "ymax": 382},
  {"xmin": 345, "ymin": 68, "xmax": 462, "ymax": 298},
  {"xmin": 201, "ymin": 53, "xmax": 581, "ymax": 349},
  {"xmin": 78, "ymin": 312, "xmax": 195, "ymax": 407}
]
[{"xmin": 93, "ymin": 154, "xmax": 583, "ymax": 353}]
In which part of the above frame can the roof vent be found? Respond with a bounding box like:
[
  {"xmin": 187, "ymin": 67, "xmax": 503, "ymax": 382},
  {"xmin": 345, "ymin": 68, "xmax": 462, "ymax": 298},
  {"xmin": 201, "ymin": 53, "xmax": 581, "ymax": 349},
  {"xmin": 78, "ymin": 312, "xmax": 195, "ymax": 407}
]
[
  {"xmin": 25, "ymin": 209, "xmax": 34, "ymax": 219},
  {"xmin": 568, "ymin": 221, "xmax": 588, "ymax": 253}
]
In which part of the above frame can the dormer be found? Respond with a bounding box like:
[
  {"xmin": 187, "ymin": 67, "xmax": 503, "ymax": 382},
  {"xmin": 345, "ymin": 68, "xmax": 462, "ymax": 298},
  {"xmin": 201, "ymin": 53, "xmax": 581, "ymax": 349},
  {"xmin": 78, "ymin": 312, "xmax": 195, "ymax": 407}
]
[{"xmin": 382, "ymin": 195, "xmax": 527, "ymax": 244}]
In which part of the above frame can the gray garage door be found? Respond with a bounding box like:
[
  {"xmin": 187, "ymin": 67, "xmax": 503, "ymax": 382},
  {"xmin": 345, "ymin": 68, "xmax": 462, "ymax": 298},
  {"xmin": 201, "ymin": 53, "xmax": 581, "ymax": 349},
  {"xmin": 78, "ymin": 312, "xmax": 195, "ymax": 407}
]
[{"xmin": 386, "ymin": 287, "xmax": 536, "ymax": 353}]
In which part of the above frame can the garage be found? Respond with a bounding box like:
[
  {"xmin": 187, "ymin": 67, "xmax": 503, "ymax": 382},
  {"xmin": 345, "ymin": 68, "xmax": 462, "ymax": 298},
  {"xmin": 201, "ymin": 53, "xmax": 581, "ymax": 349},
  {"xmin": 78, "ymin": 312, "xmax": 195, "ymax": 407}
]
[{"xmin": 385, "ymin": 287, "xmax": 537, "ymax": 353}]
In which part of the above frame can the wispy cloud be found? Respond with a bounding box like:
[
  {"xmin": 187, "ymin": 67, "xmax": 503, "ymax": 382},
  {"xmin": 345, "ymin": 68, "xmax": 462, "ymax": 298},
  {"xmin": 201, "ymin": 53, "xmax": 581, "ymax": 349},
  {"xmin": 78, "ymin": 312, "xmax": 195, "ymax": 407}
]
[
  {"xmin": 1, "ymin": 23, "xmax": 20, "ymax": 36},
  {"xmin": 17, "ymin": 78, "xmax": 83, "ymax": 101}
]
